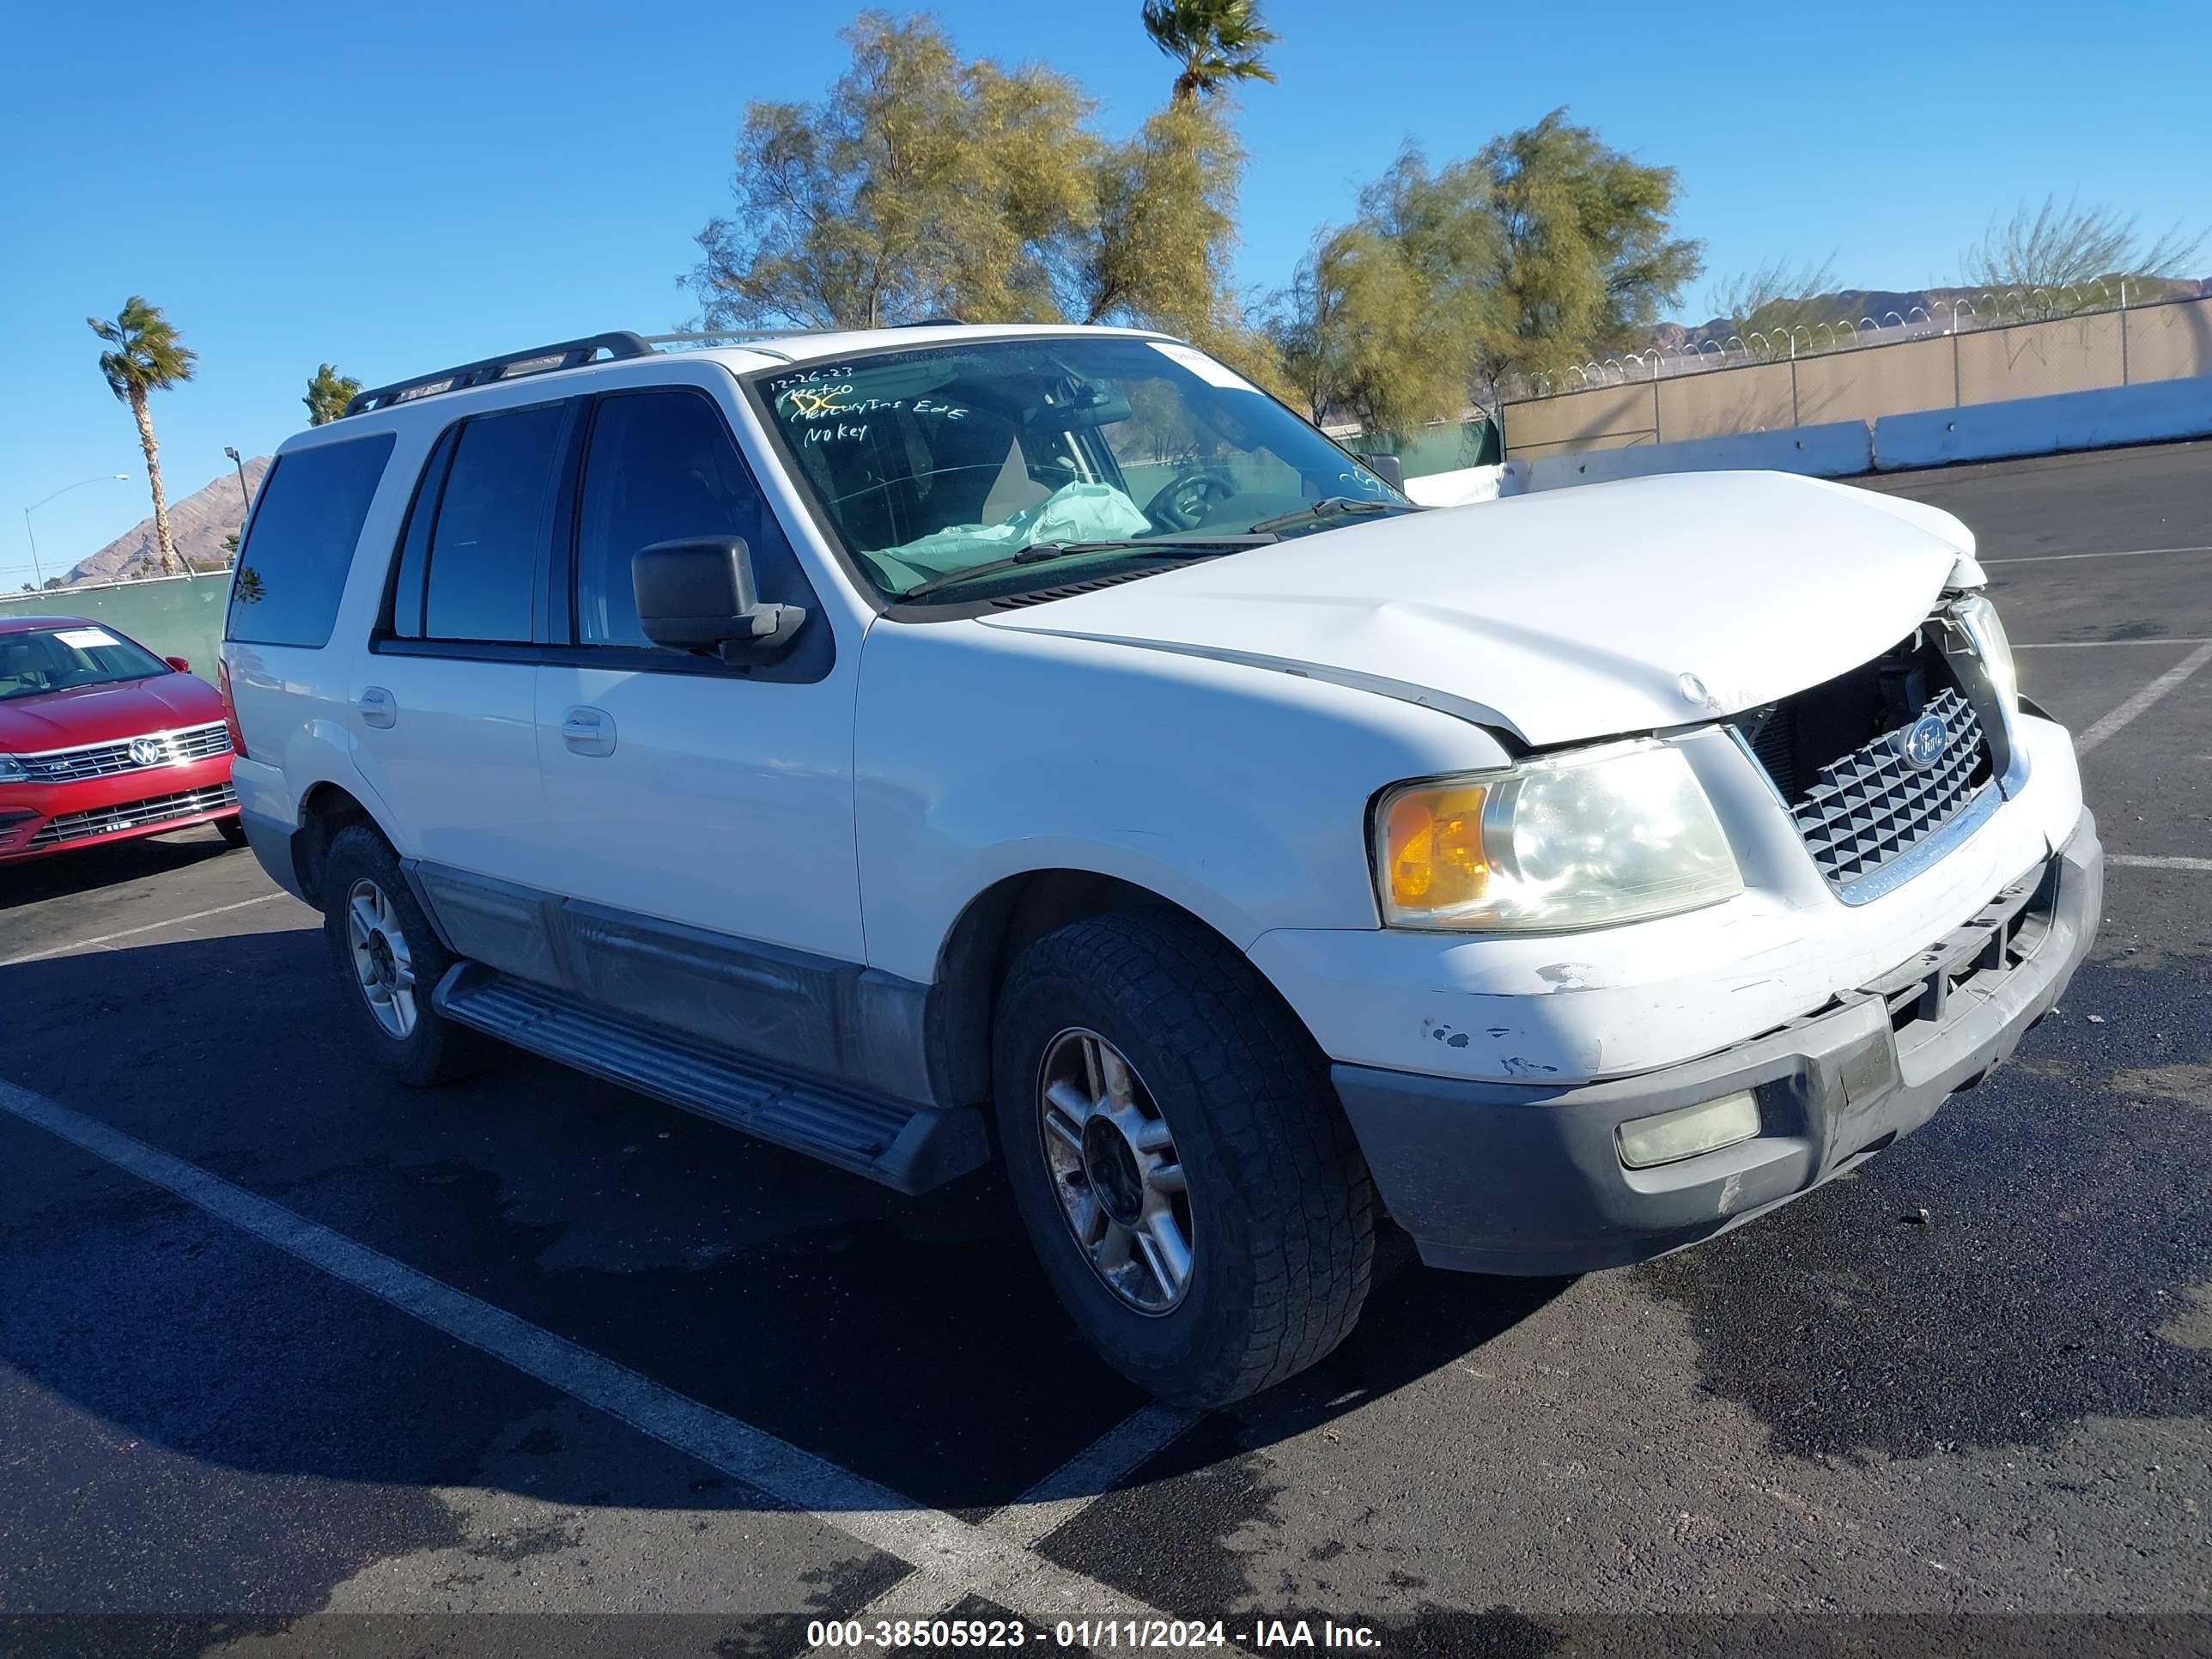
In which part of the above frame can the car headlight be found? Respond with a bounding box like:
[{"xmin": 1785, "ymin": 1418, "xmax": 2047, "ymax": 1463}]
[
  {"xmin": 0, "ymin": 755, "xmax": 25, "ymax": 782},
  {"xmin": 1373, "ymin": 742, "xmax": 1743, "ymax": 932},
  {"xmin": 1950, "ymin": 592, "xmax": 2018, "ymax": 720}
]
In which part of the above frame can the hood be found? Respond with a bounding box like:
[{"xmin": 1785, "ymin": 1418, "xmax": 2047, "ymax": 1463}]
[
  {"xmin": 0, "ymin": 671, "xmax": 224, "ymax": 753},
  {"xmin": 981, "ymin": 470, "xmax": 1981, "ymax": 747}
]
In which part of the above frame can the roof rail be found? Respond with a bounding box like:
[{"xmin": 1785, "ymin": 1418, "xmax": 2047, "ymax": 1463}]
[
  {"xmin": 639, "ymin": 327, "xmax": 823, "ymax": 364},
  {"xmin": 640, "ymin": 328, "xmax": 820, "ymax": 344},
  {"xmin": 342, "ymin": 331, "xmax": 653, "ymax": 417}
]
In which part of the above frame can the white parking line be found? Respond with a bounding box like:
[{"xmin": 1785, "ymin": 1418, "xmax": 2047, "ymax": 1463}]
[
  {"xmin": 2109, "ymin": 854, "xmax": 2212, "ymax": 872},
  {"xmin": 0, "ymin": 1078, "xmax": 1208, "ymax": 1635},
  {"xmin": 2075, "ymin": 641, "xmax": 2212, "ymax": 757},
  {"xmin": 2016, "ymin": 638, "xmax": 2212, "ymax": 650},
  {"xmin": 805, "ymin": 1401, "xmax": 1204, "ymax": 1656},
  {"xmin": 993, "ymin": 1401, "xmax": 1200, "ymax": 1549},
  {"xmin": 1985, "ymin": 544, "xmax": 2212, "ymax": 565},
  {"xmin": 0, "ymin": 892, "xmax": 289, "ymax": 970}
]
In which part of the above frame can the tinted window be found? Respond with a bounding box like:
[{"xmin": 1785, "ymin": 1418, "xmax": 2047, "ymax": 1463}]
[
  {"xmin": 574, "ymin": 390, "xmax": 796, "ymax": 648},
  {"xmin": 386, "ymin": 427, "xmax": 459, "ymax": 640},
  {"xmin": 226, "ymin": 434, "xmax": 395, "ymax": 647},
  {"xmin": 422, "ymin": 404, "xmax": 567, "ymax": 642}
]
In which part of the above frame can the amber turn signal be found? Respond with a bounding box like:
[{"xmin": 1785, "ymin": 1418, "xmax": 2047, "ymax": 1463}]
[{"xmin": 1381, "ymin": 783, "xmax": 1490, "ymax": 914}]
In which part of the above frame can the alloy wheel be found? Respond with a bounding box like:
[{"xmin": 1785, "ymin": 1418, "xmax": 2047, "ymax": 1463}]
[
  {"xmin": 1036, "ymin": 1028, "xmax": 1194, "ymax": 1315},
  {"xmin": 345, "ymin": 877, "xmax": 417, "ymax": 1039}
]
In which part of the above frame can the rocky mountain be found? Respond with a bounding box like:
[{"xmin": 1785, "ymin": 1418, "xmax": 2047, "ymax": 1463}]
[{"xmin": 63, "ymin": 456, "xmax": 271, "ymax": 586}]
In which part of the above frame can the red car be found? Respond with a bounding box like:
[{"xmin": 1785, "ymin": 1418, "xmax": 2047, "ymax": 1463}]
[{"xmin": 0, "ymin": 615, "xmax": 243, "ymax": 865}]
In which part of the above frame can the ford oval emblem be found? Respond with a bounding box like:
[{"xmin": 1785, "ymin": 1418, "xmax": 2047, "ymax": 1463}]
[{"xmin": 1898, "ymin": 711, "xmax": 1948, "ymax": 770}]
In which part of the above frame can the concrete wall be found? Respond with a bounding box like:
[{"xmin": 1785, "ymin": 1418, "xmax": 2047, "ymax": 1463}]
[
  {"xmin": 0, "ymin": 572, "xmax": 232, "ymax": 682},
  {"xmin": 1526, "ymin": 421, "xmax": 1874, "ymax": 490},
  {"xmin": 1873, "ymin": 374, "xmax": 2212, "ymax": 471},
  {"xmin": 1502, "ymin": 295, "xmax": 2212, "ymax": 461}
]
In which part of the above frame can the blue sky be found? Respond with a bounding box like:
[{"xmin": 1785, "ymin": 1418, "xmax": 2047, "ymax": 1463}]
[{"xmin": 3, "ymin": 0, "xmax": 2207, "ymax": 589}]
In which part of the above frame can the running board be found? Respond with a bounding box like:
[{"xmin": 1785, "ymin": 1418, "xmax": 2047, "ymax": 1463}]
[{"xmin": 432, "ymin": 964, "xmax": 989, "ymax": 1194}]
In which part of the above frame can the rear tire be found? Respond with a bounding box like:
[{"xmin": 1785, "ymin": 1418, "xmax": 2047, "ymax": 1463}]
[
  {"xmin": 320, "ymin": 824, "xmax": 484, "ymax": 1087},
  {"xmin": 994, "ymin": 910, "xmax": 1375, "ymax": 1407}
]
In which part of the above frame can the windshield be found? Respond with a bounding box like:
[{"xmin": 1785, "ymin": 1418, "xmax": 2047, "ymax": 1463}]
[
  {"xmin": 755, "ymin": 336, "xmax": 1409, "ymax": 601},
  {"xmin": 0, "ymin": 624, "xmax": 172, "ymax": 702}
]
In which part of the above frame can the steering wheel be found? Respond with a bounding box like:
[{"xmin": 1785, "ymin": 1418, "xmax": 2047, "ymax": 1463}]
[{"xmin": 1142, "ymin": 467, "xmax": 1237, "ymax": 532}]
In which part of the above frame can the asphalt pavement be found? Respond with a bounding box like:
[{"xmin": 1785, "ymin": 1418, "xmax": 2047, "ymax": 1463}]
[{"xmin": 2, "ymin": 441, "xmax": 2208, "ymax": 1659}]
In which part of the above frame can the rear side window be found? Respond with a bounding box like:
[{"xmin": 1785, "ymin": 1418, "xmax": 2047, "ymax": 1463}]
[
  {"xmin": 226, "ymin": 434, "xmax": 395, "ymax": 647},
  {"xmin": 421, "ymin": 404, "xmax": 568, "ymax": 643}
]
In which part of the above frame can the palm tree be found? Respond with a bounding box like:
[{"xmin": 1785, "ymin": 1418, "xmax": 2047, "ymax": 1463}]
[
  {"xmin": 304, "ymin": 362, "xmax": 362, "ymax": 427},
  {"xmin": 88, "ymin": 297, "xmax": 198, "ymax": 578},
  {"xmin": 1141, "ymin": 0, "xmax": 1279, "ymax": 106}
]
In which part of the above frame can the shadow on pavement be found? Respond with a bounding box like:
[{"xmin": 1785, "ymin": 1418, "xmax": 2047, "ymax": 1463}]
[
  {"xmin": 0, "ymin": 823, "xmax": 239, "ymax": 913},
  {"xmin": 0, "ymin": 928, "xmax": 1563, "ymax": 1535},
  {"xmin": 1638, "ymin": 957, "xmax": 2212, "ymax": 1461},
  {"xmin": 12, "ymin": 924, "xmax": 2205, "ymax": 1632}
]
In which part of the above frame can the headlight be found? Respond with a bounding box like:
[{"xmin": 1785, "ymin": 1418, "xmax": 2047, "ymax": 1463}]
[
  {"xmin": 1373, "ymin": 742, "xmax": 1742, "ymax": 932},
  {"xmin": 0, "ymin": 755, "xmax": 25, "ymax": 782},
  {"xmin": 1950, "ymin": 592, "xmax": 2018, "ymax": 720}
]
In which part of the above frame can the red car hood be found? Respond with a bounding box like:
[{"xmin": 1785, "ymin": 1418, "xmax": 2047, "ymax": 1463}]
[{"xmin": 0, "ymin": 672, "xmax": 226, "ymax": 752}]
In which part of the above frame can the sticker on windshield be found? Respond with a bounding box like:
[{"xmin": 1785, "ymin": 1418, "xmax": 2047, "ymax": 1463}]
[
  {"xmin": 1147, "ymin": 341, "xmax": 1261, "ymax": 393},
  {"xmin": 53, "ymin": 628, "xmax": 119, "ymax": 649}
]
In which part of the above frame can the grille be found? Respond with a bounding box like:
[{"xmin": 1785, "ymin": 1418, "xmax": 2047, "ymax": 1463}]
[
  {"xmin": 17, "ymin": 721, "xmax": 233, "ymax": 781},
  {"xmin": 1790, "ymin": 688, "xmax": 1987, "ymax": 889},
  {"xmin": 27, "ymin": 782, "xmax": 238, "ymax": 848}
]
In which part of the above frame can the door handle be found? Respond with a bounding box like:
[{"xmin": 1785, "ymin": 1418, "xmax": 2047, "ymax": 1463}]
[
  {"xmin": 560, "ymin": 705, "xmax": 616, "ymax": 757},
  {"xmin": 358, "ymin": 686, "xmax": 396, "ymax": 729}
]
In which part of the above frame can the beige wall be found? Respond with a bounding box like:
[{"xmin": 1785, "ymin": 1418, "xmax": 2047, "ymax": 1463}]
[
  {"xmin": 1795, "ymin": 334, "xmax": 1954, "ymax": 425},
  {"xmin": 1503, "ymin": 381, "xmax": 1656, "ymax": 457},
  {"xmin": 1657, "ymin": 362, "xmax": 1796, "ymax": 440},
  {"xmin": 1502, "ymin": 295, "xmax": 2212, "ymax": 459},
  {"xmin": 2126, "ymin": 297, "xmax": 2212, "ymax": 383},
  {"xmin": 1957, "ymin": 313, "xmax": 2124, "ymax": 404}
]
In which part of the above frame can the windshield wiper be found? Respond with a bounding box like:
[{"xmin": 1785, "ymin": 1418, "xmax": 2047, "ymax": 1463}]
[
  {"xmin": 1244, "ymin": 496, "xmax": 1401, "ymax": 537},
  {"xmin": 898, "ymin": 536, "xmax": 1270, "ymax": 602}
]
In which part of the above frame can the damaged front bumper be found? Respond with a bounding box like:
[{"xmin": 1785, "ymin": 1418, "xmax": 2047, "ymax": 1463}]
[{"xmin": 1331, "ymin": 809, "xmax": 2102, "ymax": 1276}]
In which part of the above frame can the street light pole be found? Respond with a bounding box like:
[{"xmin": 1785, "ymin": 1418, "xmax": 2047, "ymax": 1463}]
[
  {"xmin": 222, "ymin": 447, "xmax": 252, "ymax": 520},
  {"xmin": 21, "ymin": 473, "xmax": 131, "ymax": 593}
]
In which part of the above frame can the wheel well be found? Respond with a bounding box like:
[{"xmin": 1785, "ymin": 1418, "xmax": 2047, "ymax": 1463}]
[
  {"xmin": 925, "ymin": 870, "xmax": 1236, "ymax": 1109},
  {"xmin": 293, "ymin": 784, "xmax": 380, "ymax": 907}
]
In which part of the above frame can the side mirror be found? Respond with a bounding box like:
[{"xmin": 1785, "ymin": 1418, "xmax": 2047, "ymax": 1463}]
[
  {"xmin": 1357, "ymin": 453, "xmax": 1407, "ymax": 491},
  {"xmin": 633, "ymin": 538, "xmax": 806, "ymax": 662},
  {"xmin": 163, "ymin": 655, "xmax": 192, "ymax": 673}
]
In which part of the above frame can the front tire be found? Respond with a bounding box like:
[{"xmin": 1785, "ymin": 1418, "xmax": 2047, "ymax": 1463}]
[
  {"xmin": 319, "ymin": 824, "xmax": 483, "ymax": 1087},
  {"xmin": 994, "ymin": 911, "xmax": 1375, "ymax": 1407},
  {"xmin": 215, "ymin": 815, "xmax": 249, "ymax": 848}
]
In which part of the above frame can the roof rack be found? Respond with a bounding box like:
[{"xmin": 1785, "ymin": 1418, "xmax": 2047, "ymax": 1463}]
[
  {"xmin": 339, "ymin": 319, "xmax": 981, "ymax": 418},
  {"xmin": 343, "ymin": 332, "xmax": 652, "ymax": 416}
]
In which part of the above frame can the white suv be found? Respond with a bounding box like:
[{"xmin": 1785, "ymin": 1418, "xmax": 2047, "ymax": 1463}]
[{"xmin": 223, "ymin": 323, "xmax": 2100, "ymax": 1406}]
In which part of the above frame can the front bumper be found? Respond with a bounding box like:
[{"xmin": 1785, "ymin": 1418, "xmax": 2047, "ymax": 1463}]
[
  {"xmin": 1333, "ymin": 809, "xmax": 2101, "ymax": 1275},
  {"xmin": 0, "ymin": 755, "xmax": 238, "ymax": 864}
]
